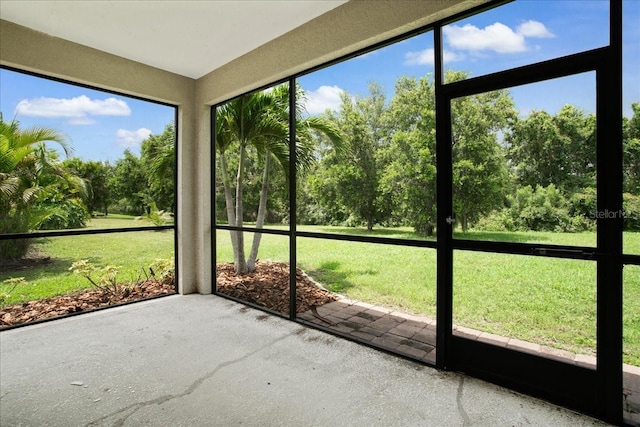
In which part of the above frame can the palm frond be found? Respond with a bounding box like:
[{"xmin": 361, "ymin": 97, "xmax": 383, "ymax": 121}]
[{"xmin": 0, "ymin": 174, "xmax": 20, "ymax": 200}]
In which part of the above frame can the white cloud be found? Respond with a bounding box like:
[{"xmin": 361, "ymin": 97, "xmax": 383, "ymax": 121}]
[
  {"xmin": 405, "ymin": 48, "xmax": 434, "ymax": 65},
  {"xmin": 14, "ymin": 95, "xmax": 131, "ymax": 124},
  {"xmin": 404, "ymin": 48, "xmax": 464, "ymax": 66},
  {"xmin": 444, "ymin": 22, "xmax": 526, "ymax": 53},
  {"xmin": 304, "ymin": 85, "xmax": 344, "ymax": 115},
  {"xmin": 517, "ymin": 20, "xmax": 555, "ymax": 38},
  {"xmin": 116, "ymin": 128, "xmax": 152, "ymax": 148},
  {"xmin": 443, "ymin": 20, "xmax": 553, "ymax": 54},
  {"xmin": 68, "ymin": 117, "xmax": 97, "ymax": 126}
]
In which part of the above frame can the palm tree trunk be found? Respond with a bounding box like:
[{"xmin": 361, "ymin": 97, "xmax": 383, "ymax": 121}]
[
  {"xmin": 219, "ymin": 152, "xmax": 239, "ymax": 265},
  {"xmin": 234, "ymin": 145, "xmax": 248, "ymax": 273},
  {"xmin": 248, "ymin": 152, "xmax": 271, "ymax": 272}
]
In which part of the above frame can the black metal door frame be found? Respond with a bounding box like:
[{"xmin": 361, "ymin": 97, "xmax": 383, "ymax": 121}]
[{"xmin": 434, "ymin": 1, "xmax": 623, "ymax": 421}]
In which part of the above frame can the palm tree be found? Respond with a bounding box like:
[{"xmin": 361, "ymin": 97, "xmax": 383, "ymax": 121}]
[
  {"xmin": 0, "ymin": 117, "xmax": 79, "ymax": 259},
  {"xmin": 139, "ymin": 123, "xmax": 176, "ymax": 214},
  {"xmin": 216, "ymin": 90, "xmax": 288, "ymax": 273},
  {"xmin": 215, "ymin": 84, "xmax": 343, "ymax": 274}
]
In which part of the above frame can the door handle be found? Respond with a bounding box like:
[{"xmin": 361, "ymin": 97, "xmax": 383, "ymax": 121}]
[{"xmin": 531, "ymin": 247, "xmax": 596, "ymax": 259}]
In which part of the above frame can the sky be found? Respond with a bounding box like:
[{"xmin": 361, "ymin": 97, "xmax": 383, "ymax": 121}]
[
  {"xmin": 298, "ymin": 0, "xmax": 639, "ymax": 117},
  {"xmin": 0, "ymin": 0, "xmax": 638, "ymax": 164},
  {"xmin": 0, "ymin": 71, "xmax": 175, "ymax": 163}
]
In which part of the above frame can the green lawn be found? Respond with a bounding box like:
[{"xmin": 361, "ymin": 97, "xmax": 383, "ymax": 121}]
[
  {"xmin": 0, "ymin": 216, "xmax": 174, "ymax": 305},
  {"xmin": 216, "ymin": 227, "xmax": 640, "ymax": 366},
  {"xmin": 2, "ymin": 221, "xmax": 639, "ymax": 365}
]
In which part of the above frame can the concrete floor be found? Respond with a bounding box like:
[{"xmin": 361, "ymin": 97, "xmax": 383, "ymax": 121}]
[
  {"xmin": 0, "ymin": 294, "xmax": 610, "ymax": 427},
  {"xmin": 299, "ymin": 297, "xmax": 640, "ymax": 425}
]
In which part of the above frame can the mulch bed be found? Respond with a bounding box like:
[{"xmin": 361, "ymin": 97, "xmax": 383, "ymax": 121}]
[
  {"xmin": 0, "ymin": 279, "xmax": 175, "ymax": 329},
  {"xmin": 216, "ymin": 261, "xmax": 338, "ymax": 314},
  {"xmin": 0, "ymin": 261, "xmax": 337, "ymax": 329}
]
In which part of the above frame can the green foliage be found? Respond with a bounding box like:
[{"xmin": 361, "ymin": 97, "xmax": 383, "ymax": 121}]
[
  {"xmin": 69, "ymin": 259, "xmax": 123, "ymax": 300},
  {"xmin": 567, "ymin": 187, "xmax": 596, "ymax": 219},
  {"xmin": 564, "ymin": 187, "xmax": 597, "ymax": 232},
  {"xmin": 0, "ymin": 117, "xmax": 84, "ymax": 260},
  {"xmin": 624, "ymin": 103, "xmax": 640, "ymax": 194},
  {"xmin": 303, "ymin": 164, "xmax": 351, "ymax": 226},
  {"xmin": 0, "ymin": 236, "xmax": 31, "ymax": 261},
  {"xmin": 141, "ymin": 124, "xmax": 175, "ymax": 212},
  {"xmin": 215, "ymin": 86, "xmax": 291, "ymax": 273},
  {"xmin": 381, "ymin": 75, "xmax": 437, "ymax": 235},
  {"xmin": 624, "ymin": 193, "xmax": 640, "ymax": 231},
  {"xmin": 507, "ymin": 184, "xmax": 573, "ymax": 232},
  {"xmin": 382, "ymin": 130, "xmax": 437, "ymax": 235},
  {"xmin": 108, "ymin": 149, "xmax": 147, "ymax": 215},
  {"xmin": 149, "ymin": 258, "xmax": 175, "ymax": 284},
  {"xmin": 63, "ymin": 158, "xmax": 112, "ymax": 215},
  {"xmin": 474, "ymin": 209, "xmax": 516, "ymax": 232},
  {"xmin": 37, "ymin": 198, "xmax": 90, "ymax": 230},
  {"xmin": 506, "ymin": 105, "xmax": 596, "ymax": 192},
  {"xmin": 367, "ymin": 71, "xmax": 514, "ymax": 234},
  {"xmin": 216, "ymin": 84, "xmax": 343, "ymax": 273},
  {"xmin": 310, "ymin": 83, "xmax": 394, "ymax": 231},
  {"xmin": 210, "ymin": 71, "xmax": 635, "ymax": 241},
  {"xmin": 61, "ymin": 124, "xmax": 175, "ymax": 219},
  {"xmin": 450, "ymin": 71, "xmax": 516, "ymax": 232},
  {"xmin": 135, "ymin": 202, "xmax": 173, "ymax": 226}
]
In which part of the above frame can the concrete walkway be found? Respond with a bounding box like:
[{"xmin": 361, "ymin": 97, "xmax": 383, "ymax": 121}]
[{"xmin": 1, "ymin": 294, "xmax": 611, "ymax": 426}]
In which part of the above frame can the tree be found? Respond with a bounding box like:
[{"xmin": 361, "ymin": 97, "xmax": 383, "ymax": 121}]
[
  {"xmin": 216, "ymin": 84, "xmax": 342, "ymax": 273},
  {"xmin": 109, "ymin": 149, "xmax": 147, "ymax": 215},
  {"xmin": 246, "ymin": 85, "xmax": 343, "ymax": 271},
  {"xmin": 381, "ymin": 75, "xmax": 437, "ymax": 235},
  {"xmin": 311, "ymin": 83, "xmax": 391, "ymax": 231},
  {"xmin": 0, "ymin": 117, "xmax": 80, "ymax": 259},
  {"xmin": 63, "ymin": 158, "xmax": 112, "ymax": 215},
  {"xmin": 29, "ymin": 147, "xmax": 89, "ymax": 230},
  {"xmin": 506, "ymin": 105, "xmax": 596, "ymax": 193},
  {"xmin": 380, "ymin": 71, "xmax": 514, "ymax": 233},
  {"xmin": 623, "ymin": 102, "xmax": 640, "ymax": 195},
  {"xmin": 449, "ymin": 71, "xmax": 516, "ymax": 231},
  {"xmin": 507, "ymin": 184, "xmax": 571, "ymax": 232},
  {"xmin": 216, "ymin": 89, "xmax": 287, "ymax": 274},
  {"xmin": 141, "ymin": 124, "xmax": 175, "ymax": 212}
]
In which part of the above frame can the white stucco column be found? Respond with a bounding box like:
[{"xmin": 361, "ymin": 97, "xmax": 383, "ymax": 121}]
[{"xmin": 191, "ymin": 101, "xmax": 213, "ymax": 294}]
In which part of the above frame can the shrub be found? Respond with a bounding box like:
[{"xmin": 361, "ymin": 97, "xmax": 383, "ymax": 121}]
[
  {"xmin": 624, "ymin": 193, "xmax": 640, "ymax": 231},
  {"xmin": 508, "ymin": 184, "xmax": 572, "ymax": 232},
  {"xmin": 69, "ymin": 259, "xmax": 123, "ymax": 300},
  {"xmin": 37, "ymin": 199, "xmax": 90, "ymax": 230},
  {"xmin": 568, "ymin": 187, "xmax": 597, "ymax": 222},
  {"xmin": 0, "ymin": 211, "xmax": 31, "ymax": 261},
  {"xmin": 475, "ymin": 209, "xmax": 515, "ymax": 232},
  {"xmin": 565, "ymin": 188, "xmax": 597, "ymax": 232},
  {"xmin": 149, "ymin": 258, "xmax": 175, "ymax": 285},
  {"xmin": 135, "ymin": 202, "xmax": 172, "ymax": 226}
]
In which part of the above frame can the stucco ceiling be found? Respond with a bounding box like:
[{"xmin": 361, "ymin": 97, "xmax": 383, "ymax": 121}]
[{"xmin": 0, "ymin": 0, "xmax": 347, "ymax": 79}]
